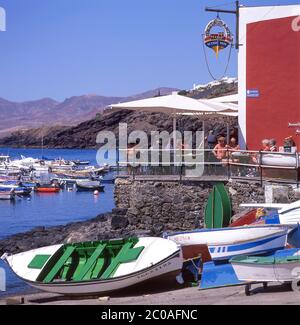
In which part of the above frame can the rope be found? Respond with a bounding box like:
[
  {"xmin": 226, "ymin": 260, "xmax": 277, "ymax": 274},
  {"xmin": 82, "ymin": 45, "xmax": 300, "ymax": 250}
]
[{"xmin": 202, "ymin": 33, "xmax": 233, "ymax": 80}]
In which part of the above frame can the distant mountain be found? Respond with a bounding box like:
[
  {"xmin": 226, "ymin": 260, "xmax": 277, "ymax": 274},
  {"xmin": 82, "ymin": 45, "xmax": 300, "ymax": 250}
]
[
  {"xmin": 0, "ymin": 87, "xmax": 178, "ymax": 137},
  {"xmin": 0, "ymin": 83, "xmax": 238, "ymax": 149}
]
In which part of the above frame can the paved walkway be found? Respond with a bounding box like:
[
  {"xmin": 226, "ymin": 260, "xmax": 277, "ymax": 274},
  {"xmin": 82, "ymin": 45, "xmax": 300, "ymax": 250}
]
[{"xmin": 1, "ymin": 283, "xmax": 300, "ymax": 305}]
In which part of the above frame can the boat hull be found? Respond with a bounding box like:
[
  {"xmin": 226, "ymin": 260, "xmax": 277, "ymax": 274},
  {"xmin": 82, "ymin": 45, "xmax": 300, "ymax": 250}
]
[
  {"xmin": 208, "ymin": 232, "xmax": 287, "ymax": 261},
  {"xmin": 35, "ymin": 187, "xmax": 60, "ymax": 193},
  {"xmin": 166, "ymin": 225, "xmax": 288, "ymax": 261},
  {"xmin": 0, "ymin": 193, "xmax": 14, "ymax": 200},
  {"xmin": 23, "ymin": 252, "xmax": 182, "ymax": 295},
  {"xmin": 76, "ymin": 185, "xmax": 104, "ymax": 192},
  {"xmin": 2, "ymin": 237, "xmax": 183, "ymax": 296},
  {"xmin": 231, "ymin": 260, "xmax": 300, "ymax": 283}
]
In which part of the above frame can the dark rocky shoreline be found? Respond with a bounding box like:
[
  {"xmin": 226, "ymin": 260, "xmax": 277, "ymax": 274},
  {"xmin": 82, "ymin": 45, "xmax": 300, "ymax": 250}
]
[{"xmin": 0, "ymin": 208, "xmax": 143, "ymax": 256}]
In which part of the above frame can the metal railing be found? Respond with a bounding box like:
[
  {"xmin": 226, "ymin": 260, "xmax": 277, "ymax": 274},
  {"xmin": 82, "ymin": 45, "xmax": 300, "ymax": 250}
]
[{"xmin": 115, "ymin": 148, "xmax": 300, "ymax": 187}]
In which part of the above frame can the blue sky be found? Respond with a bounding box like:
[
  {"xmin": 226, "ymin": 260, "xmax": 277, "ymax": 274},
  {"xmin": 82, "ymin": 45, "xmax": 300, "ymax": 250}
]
[{"xmin": 0, "ymin": 0, "xmax": 299, "ymax": 101}]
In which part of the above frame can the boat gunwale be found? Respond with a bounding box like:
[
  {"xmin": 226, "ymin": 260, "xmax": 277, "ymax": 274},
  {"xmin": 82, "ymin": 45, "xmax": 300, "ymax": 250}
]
[
  {"xmin": 8, "ymin": 249, "xmax": 181, "ymax": 287},
  {"xmin": 166, "ymin": 224, "xmax": 289, "ymax": 237}
]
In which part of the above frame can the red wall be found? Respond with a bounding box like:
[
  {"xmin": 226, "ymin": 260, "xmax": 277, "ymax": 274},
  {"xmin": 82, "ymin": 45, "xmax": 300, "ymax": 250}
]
[{"xmin": 246, "ymin": 16, "xmax": 300, "ymax": 150}]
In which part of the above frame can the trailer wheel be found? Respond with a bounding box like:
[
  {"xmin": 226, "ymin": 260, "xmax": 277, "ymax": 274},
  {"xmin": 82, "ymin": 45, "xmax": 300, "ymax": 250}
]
[{"xmin": 245, "ymin": 284, "xmax": 251, "ymax": 296}]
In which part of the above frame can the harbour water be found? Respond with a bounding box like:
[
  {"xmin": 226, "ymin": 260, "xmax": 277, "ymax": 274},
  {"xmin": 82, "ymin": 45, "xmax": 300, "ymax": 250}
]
[{"xmin": 0, "ymin": 148, "xmax": 116, "ymax": 297}]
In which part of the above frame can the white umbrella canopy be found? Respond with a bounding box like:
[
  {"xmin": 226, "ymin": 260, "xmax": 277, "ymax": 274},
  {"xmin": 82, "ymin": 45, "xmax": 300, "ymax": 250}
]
[
  {"xmin": 197, "ymin": 99, "xmax": 238, "ymax": 115},
  {"xmin": 208, "ymin": 93, "xmax": 238, "ymax": 104},
  {"xmin": 108, "ymin": 92, "xmax": 238, "ymax": 150},
  {"xmin": 109, "ymin": 92, "xmax": 236, "ymax": 115}
]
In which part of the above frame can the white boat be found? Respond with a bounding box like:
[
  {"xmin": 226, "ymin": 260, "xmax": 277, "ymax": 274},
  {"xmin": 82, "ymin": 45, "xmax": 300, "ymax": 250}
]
[
  {"xmin": 230, "ymin": 248, "xmax": 300, "ymax": 283},
  {"xmin": 0, "ymin": 167, "xmax": 23, "ymax": 175},
  {"xmin": 1, "ymin": 237, "xmax": 183, "ymax": 295},
  {"xmin": 261, "ymin": 153, "xmax": 300, "ymax": 167},
  {"xmin": 241, "ymin": 200, "xmax": 300, "ymax": 225},
  {"xmin": 0, "ymin": 190, "xmax": 15, "ymax": 200},
  {"xmin": 76, "ymin": 180, "xmax": 104, "ymax": 191},
  {"xmin": 165, "ymin": 225, "xmax": 288, "ymax": 261}
]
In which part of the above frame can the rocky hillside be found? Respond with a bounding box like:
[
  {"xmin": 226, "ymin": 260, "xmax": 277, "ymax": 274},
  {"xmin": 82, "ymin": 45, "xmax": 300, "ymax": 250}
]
[{"xmin": 0, "ymin": 109, "xmax": 238, "ymax": 149}]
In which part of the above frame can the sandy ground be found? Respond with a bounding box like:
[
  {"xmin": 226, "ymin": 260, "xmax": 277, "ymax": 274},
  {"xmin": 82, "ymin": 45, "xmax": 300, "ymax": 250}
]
[{"xmin": 1, "ymin": 282, "xmax": 300, "ymax": 305}]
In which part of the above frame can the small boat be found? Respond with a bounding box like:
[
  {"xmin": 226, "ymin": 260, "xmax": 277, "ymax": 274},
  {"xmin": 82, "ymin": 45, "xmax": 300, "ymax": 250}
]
[
  {"xmin": 76, "ymin": 180, "xmax": 104, "ymax": 192},
  {"xmin": 200, "ymin": 261, "xmax": 245, "ymax": 290},
  {"xmin": 72, "ymin": 160, "xmax": 90, "ymax": 166},
  {"xmin": 0, "ymin": 180, "xmax": 21, "ymax": 188},
  {"xmin": 1, "ymin": 237, "xmax": 183, "ymax": 295},
  {"xmin": 0, "ymin": 181, "xmax": 33, "ymax": 195},
  {"xmin": 241, "ymin": 200, "xmax": 300, "ymax": 225},
  {"xmin": 230, "ymin": 248, "xmax": 300, "ymax": 283},
  {"xmin": 51, "ymin": 176, "xmax": 93, "ymax": 185},
  {"xmin": 261, "ymin": 153, "xmax": 300, "ymax": 167},
  {"xmin": 165, "ymin": 225, "xmax": 288, "ymax": 261},
  {"xmin": 11, "ymin": 186, "xmax": 32, "ymax": 196},
  {"xmin": 229, "ymin": 209, "xmax": 258, "ymax": 227},
  {"xmin": 101, "ymin": 178, "xmax": 115, "ymax": 184},
  {"xmin": 0, "ymin": 189, "xmax": 15, "ymax": 200},
  {"xmin": 21, "ymin": 181, "xmax": 38, "ymax": 189},
  {"xmin": 56, "ymin": 167, "xmax": 106, "ymax": 178},
  {"xmin": 35, "ymin": 185, "xmax": 60, "ymax": 193}
]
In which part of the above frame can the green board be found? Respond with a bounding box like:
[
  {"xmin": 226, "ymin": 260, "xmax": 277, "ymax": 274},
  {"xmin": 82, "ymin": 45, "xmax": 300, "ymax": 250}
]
[
  {"xmin": 28, "ymin": 255, "xmax": 51, "ymax": 269},
  {"xmin": 204, "ymin": 183, "xmax": 232, "ymax": 229}
]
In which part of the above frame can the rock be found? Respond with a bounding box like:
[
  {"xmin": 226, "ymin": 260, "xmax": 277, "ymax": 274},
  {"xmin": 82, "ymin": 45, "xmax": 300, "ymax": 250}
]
[
  {"xmin": 95, "ymin": 214, "xmax": 108, "ymax": 222},
  {"xmin": 32, "ymin": 226, "xmax": 45, "ymax": 232},
  {"xmin": 228, "ymin": 187, "xmax": 237, "ymax": 196},
  {"xmin": 111, "ymin": 208, "xmax": 127, "ymax": 216},
  {"xmin": 111, "ymin": 215, "xmax": 129, "ymax": 230},
  {"xmin": 152, "ymin": 223, "xmax": 163, "ymax": 234}
]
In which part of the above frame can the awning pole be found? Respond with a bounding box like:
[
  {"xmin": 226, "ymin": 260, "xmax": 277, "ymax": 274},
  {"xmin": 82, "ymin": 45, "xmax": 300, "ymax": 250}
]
[
  {"xmin": 173, "ymin": 115, "xmax": 177, "ymax": 148},
  {"xmin": 227, "ymin": 122, "xmax": 230, "ymax": 144},
  {"xmin": 203, "ymin": 119, "xmax": 205, "ymax": 146}
]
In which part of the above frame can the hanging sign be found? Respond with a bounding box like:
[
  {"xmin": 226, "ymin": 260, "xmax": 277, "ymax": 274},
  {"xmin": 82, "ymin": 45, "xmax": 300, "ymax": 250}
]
[{"xmin": 204, "ymin": 17, "xmax": 233, "ymax": 58}]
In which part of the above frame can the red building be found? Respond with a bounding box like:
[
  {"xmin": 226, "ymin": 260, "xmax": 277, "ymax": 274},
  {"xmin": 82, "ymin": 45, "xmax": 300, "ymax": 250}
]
[{"xmin": 238, "ymin": 5, "xmax": 300, "ymax": 150}]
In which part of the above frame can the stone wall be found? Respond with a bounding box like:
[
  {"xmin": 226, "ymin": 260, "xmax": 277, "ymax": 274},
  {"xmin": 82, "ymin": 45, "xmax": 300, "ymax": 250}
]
[
  {"xmin": 1, "ymin": 179, "xmax": 299, "ymax": 255},
  {"xmin": 114, "ymin": 178, "xmax": 291, "ymax": 235}
]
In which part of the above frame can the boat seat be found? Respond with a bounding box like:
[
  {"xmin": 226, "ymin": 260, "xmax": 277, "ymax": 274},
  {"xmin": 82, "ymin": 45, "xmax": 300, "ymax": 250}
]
[
  {"xmin": 100, "ymin": 242, "xmax": 144, "ymax": 280},
  {"xmin": 74, "ymin": 243, "xmax": 107, "ymax": 281},
  {"xmin": 43, "ymin": 246, "xmax": 76, "ymax": 283},
  {"xmin": 72, "ymin": 255, "xmax": 88, "ymax": 280},
  {"xmin": 61, "ymin": 257, "xmax": 73, "ymax": 280},
  {"xmin": 28, "ymin": 255, "xmax": 51, "ymax": 269},
  {"xmin": 91, "ymin": 257, "xmax": 106, "ymax": 279}
]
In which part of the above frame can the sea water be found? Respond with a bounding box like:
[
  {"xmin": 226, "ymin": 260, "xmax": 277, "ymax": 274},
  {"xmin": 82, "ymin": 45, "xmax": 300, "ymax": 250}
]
[{"xmin": 0, "ymin": 148, "xmax": 116, "ymax": 297}]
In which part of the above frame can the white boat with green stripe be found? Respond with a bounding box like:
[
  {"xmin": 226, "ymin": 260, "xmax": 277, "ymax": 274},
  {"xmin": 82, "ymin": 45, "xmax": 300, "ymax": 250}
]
[{"xmin": 1, "ymin": 237, "xmax": 183, "ymax": 295}]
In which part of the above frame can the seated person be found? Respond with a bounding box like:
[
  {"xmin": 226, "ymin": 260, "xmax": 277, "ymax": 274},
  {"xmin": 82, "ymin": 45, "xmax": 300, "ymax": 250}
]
[
  {"xmin": 282, "ymin": 136, "xmax": 297, "ymax": 153},
  {"xmin": 269, "ymin": 139, "xmax": 278, "ymax": 152},
  {"xmin": 226, "ymin": 137, "xmax": 240, "ymax": 151},
  {"xmin": 261, "ymin": 139, "xmax": 271, "ymax": 151},
  {"xmin": 226, "ymin": 137, "xmax": 240, "ymax": 162}
]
